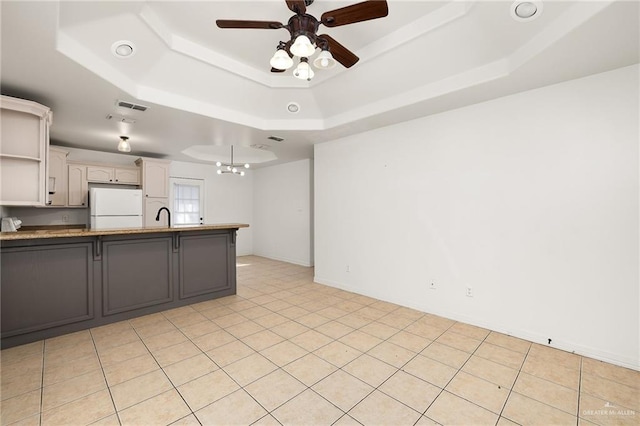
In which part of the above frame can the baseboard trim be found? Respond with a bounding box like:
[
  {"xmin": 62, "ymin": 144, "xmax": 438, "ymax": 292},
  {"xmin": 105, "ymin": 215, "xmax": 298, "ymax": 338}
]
[
  {"xmin": 255, "ymin": 253, "xmax": 313, "ymax": 267},
  {"xmin": 313, "ymin": 276, "xmax": 639, "ymax": 371}
]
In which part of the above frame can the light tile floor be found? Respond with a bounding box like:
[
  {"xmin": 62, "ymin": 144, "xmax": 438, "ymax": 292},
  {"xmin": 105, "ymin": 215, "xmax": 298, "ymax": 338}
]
[{"xmin": 1, "ymin": 256, "xmax": 638, "ymax": 426}]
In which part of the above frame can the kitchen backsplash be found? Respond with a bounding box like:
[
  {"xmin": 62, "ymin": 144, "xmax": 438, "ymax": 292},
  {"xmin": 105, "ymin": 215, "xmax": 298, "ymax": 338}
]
[{"xmin": 6, "ymin": 207, "xmax": 88, "ymax": 227}]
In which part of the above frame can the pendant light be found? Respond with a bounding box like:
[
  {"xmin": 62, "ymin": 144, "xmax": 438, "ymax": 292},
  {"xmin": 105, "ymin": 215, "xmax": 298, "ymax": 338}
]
[
  {"xmin": 117, "ymin": 136, "xmax": 131, "ymax": 152},
  {"xmin": 216, "ymin": 146, "xmax": 250, "ymax": 176}
]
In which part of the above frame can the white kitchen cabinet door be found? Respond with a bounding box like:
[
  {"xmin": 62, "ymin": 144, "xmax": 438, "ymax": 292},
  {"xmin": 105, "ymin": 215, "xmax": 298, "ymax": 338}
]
[
  {"xmin": 114, "ymin": 168, "xmax": 140, "ymax": 184},
  {"xmin": 68, "ymin": 164, "xmax": 88, "ymax": 207},
  {"xmin": 86, "ymin": 166, "xmax": 115, "ymax": 183},
  {"xmin": 140, "ymin": 159, "xmax": 170, "ymax": 198},
  {"xmin": 47, "ymin": 146, "xmax": 68, "ymax": 206}
]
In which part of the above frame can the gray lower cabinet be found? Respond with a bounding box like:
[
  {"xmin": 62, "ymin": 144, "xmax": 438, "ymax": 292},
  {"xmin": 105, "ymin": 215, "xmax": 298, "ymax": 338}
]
[
  {"xmin": 0, "ymin": 229, "xmax": 237, "ymax": 348},
  {"xmin": 1, "ymin": 242, "xmax": 93, "ymax": 337},
  {"xmin": 103, "ymin": 236, "xmax": 173, "ymax": 315},
  {"xmin": 179, "ymin": 233, "xmax": 231, "ymax": 298}
]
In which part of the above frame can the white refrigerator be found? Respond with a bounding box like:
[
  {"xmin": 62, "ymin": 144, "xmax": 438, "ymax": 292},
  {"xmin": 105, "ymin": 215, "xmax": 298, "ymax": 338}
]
[{"xmin": 90, "ymin": 188, "xmax": 143, "ymax": 229}]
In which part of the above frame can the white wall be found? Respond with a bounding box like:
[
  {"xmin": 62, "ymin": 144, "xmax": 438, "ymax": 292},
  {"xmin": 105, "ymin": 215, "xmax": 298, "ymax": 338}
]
[
  {"xmin": 252, "ymin": 159, "xmax": 313, "ymax": 266},
  {"xmin": 314, "ymin": 65, "xmax": 639, "ymax": 369},
  {"xmin": 170, "ymin": 161, "xmax": 253, "ymax": 256}
]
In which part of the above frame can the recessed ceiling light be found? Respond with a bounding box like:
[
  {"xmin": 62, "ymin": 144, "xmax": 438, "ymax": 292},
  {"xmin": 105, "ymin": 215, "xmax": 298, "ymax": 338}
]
[
  {"xmin": 287, "ymin": 102, "xmax": 300, "ymax": 113},
  {"xmin": 510, "ymin": 1, "xmax": 543, "ymax": 22},
  {"xmin": 111, "ymin": 40, "xmax": 136, "ymax": 58}
]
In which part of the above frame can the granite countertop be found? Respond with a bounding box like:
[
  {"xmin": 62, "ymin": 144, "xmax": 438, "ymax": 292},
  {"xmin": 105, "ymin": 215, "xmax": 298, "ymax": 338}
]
[{"xmin": 0, "ymin": 223, "xmax": 249, "ymax": 241}]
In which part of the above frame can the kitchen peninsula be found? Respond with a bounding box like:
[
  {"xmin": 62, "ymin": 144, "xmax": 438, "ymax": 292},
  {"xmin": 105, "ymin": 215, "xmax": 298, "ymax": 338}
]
[{"xmin": 0, "ymin": 224, "xmax": 248, "ymax": 348}]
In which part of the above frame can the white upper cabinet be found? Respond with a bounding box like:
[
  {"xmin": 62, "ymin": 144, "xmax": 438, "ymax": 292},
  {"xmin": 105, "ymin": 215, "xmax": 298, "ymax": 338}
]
[
  {"xmin": 114, "ymin": 168, "xmax": 140, "ymax": 185},
  {"xmin": 67, "ymin": 163, "xmax": 88, "ymax": 207},
  {"xmin": 47, "ymin": 146, "xmax": 68, "ymax": 206},
  {"xmin": 86, "ymin": 166, "xmax": 140, "ymax": 185},
  {"xmin": 0, "ymin": 95, "xmax": 52, "ymax": 206},
  {"xmin": 135, "ymin": 158, "xmax": 170, "ymax": 226},
  {"xmin": 136, "ymin": 158, "xmax": 170, "ymax": 198}
]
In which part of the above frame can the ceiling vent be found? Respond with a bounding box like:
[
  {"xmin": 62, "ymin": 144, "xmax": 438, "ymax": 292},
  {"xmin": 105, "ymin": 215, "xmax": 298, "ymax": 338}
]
[
  {"xmin": 267, "ymin": 136, "xmax": 284, "ymax": 142},
  {"xmin": 250, "ymin": 143, "xmax": 272, "ymax": 150},
  {"xmin": 116, "ymin": 100, "xmax": 148, "ymax": 112}
]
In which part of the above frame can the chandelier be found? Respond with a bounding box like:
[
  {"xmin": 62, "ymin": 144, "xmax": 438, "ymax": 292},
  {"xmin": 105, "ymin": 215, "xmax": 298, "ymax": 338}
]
[{"xmin": 216, "ymin": 146, "xmax": 250, "ymax": 176}]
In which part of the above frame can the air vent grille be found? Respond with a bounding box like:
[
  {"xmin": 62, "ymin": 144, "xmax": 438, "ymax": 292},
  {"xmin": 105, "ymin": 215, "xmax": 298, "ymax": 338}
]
[
  {"xmin": 116, "ymin": 100, "xmax": 148, "ymax": 112},
  {"xmin": 267, "ymin": 136, "xmax": 284, "ymax": 142}
]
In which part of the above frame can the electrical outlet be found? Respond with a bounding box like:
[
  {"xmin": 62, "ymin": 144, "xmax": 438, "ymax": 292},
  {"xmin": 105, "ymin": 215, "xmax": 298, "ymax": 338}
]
[
  {"xmin": 62, "ymin": 214, "xmax": 69, "ymax": 223},
  {"xmin": 429, "ymin": 282, "xmax": 436, "ymax": 290},
  {"xmin": 466, "ymin": 287, "xmax": 473, "ymax": 297}
]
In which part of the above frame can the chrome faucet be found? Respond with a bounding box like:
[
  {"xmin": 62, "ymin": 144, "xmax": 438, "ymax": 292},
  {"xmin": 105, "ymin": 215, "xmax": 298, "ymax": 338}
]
[{"xmin": 155, "ymin": 207, "xmax": 171, "ymax": 228}]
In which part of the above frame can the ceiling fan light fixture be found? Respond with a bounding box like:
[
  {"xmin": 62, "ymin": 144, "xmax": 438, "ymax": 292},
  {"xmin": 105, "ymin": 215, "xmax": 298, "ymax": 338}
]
[
  {"xmin": 313, "ymin": 49, "xmax": 336, "ymax": 69},
  {"xmin": 290, "ymin": 34, "xmax": 315, "ymax": 57},
  {"xmin": 117, "ymin": 136, "xmax": 131, "ymax": 152},
  {"xmin": 270, "ymin": 48, "xmax": 293, "ymax": 70},
  {"xmin": 293, "ymin": 58, "xmax": 314, "ymax": 81}
]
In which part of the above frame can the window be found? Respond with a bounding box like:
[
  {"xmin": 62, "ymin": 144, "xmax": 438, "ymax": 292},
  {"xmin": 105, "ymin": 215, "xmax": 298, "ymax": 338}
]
[{"xmin": 170, "ymin": 178, "xmax": 204, "ymax": 225}]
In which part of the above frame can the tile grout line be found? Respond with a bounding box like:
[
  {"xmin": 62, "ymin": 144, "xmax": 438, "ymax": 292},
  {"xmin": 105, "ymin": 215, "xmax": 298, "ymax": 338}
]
[
  {"xmin": 164, "ymin": 294, "xmax": 299, "ymax": 423},
  {"xmin": 341, "ymin": 312, "xmax": 439, "ymax": 424},
  {"xmin": 503, "ymin": 348, "xmax": 589, "ymax": 420},
  {"xmin": 89, "ymin": 328, "xmax": 124, "ymax": 426},
  {"xmin": 576, "ymin": 356, "xmax": 583, "ymax": 426},
  {"xmin": 201, "ymin": 278, "xmax": 396, "ymax": 424},
  {"xmin": 416, "ymin": 323, "xmax": 494, "ymax": 423},
  {"xmin": 39, "ymin": 341, "xmax": 45, "ymax": 426},
  {"xmin": 36, "ymin": 334, "xmax": 124, "ymax": 425},
  {"xmin": 496, "ymin": 343, "xmax": 532, "ymax": 425},
  {"xmin": 127, "ymin": 316, "xmax": 199, "ymax": 424},
  {"xmin": 185, "ymin": 280, "xmax": 337, "ymax": 424},
  {"xmin": 221, "ymin": 284, "xmax": 363, "ymax": 422},
  {"xmin": 161, "ymin": 310, "xmax": 232, "ymax": 425}
]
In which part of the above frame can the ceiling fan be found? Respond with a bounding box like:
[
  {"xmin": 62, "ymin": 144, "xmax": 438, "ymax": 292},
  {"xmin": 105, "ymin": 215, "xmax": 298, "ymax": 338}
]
[{"xmin": 216, "ymin": 0, "xmax": 389, "ymax": 80}]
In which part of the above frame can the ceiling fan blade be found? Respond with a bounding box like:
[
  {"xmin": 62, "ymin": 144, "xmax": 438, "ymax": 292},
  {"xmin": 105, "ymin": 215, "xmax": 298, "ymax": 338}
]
[
  {"xmin": 321, "ymin": 0, "xmax": 388, "ymax": 27},
  {"xmin": 318, "ymin": 34, "xmax": 359, "ymax": 68},
  {"xmin": 271, "ymin": 67, "xmax": 286, "ymax": 73},
  {"xmin": 216, "ymin": 20, "xmax": 284, "ymax": 30},
  {"xmin": 285, "ymin": 0, "xmax": 306, "ymax": 15}
]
